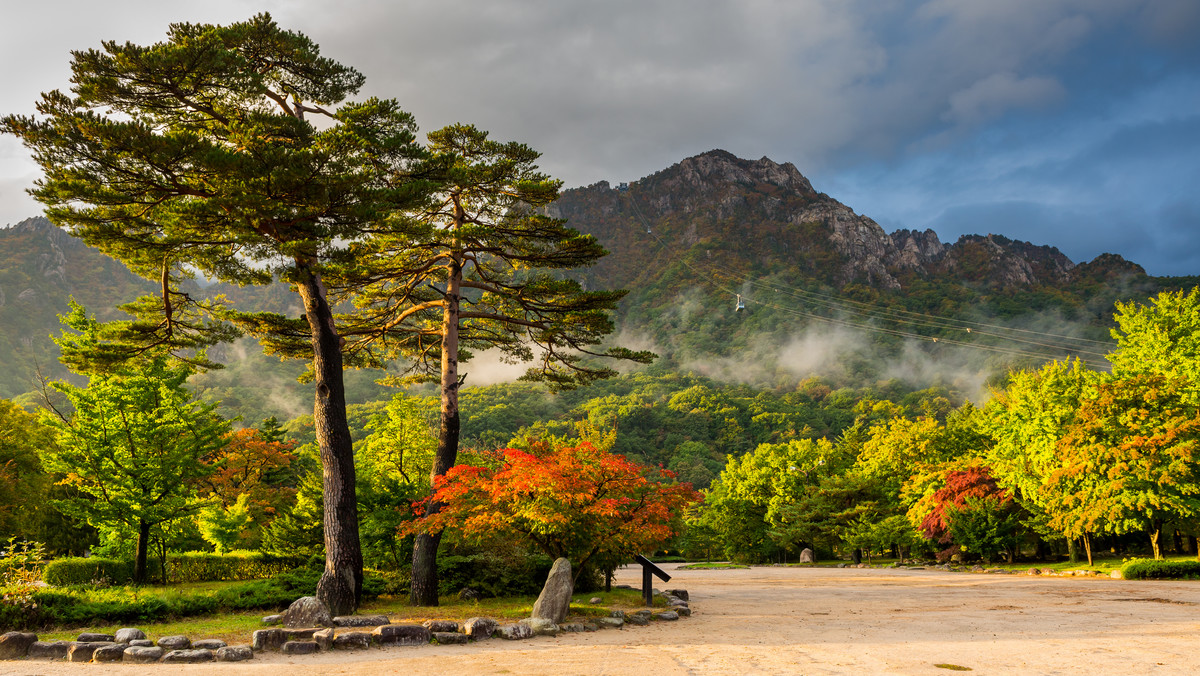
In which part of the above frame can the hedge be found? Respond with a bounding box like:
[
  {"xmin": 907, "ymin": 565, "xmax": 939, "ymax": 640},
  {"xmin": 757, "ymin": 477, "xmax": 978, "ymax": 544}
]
[
  {"xmin": 1119, "ymin": 558, "xmax": 1200, "ymax": 580},
  {"xmin": 42, "ymin": 551, "xmax": 308, "ymax": 586}
]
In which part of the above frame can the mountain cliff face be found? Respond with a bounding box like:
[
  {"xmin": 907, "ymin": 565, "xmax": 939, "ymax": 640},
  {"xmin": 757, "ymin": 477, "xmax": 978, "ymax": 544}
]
[{"xmin": 553, "ymin": 149, "xmax": 1140, "ymax": 294}]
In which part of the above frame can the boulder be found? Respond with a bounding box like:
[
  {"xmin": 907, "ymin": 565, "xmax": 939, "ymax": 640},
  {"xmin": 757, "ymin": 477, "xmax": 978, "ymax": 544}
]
[
  {"xmin": 0, "ymin": 632, "xmax": 37, "ymax": 659},
  {"xmin": 458, "ymin": 587, "xmax": 481, "ymax": 601},
  {"xmin": 432, "ymin": 631, "xmax": 468, "ymax": 645},
  {"xmin": 281, "ymin": 596, "xmax": 334, "ymax": 628},
  {"xmin": 261, "ymin": 614, "xmax": 283, "ymax": 626},
  {"xmin": 596, "ymin": 617, "xmax": 624, "ymax": 629},
  {"xmin": 559, "ymin": 622, "xmax": 598, "ymax": 632},
  {"xmin": 67, "ymin": 642, "xmax": 111, "ymax": 662},
  {"xmin": 333, "ymin": 632, "xmax": 372, "ymax": 650},
  {"xmin": 589, "ymin": 597, "xmax": 602, "ymax": 604},
  {"xmin": 92, "ymin": 644, "xmax": 127, "ymax": 662},
  {"xmin": 28, "ymin": 640, "xmax": 71, "ymax": 660},
  {"xmin": 665, "ymin": 589, "xmax": 689, "ymax": 601},
  {"xmin": 128, "ymin": 639, "xmax": 154, "ymax": 647},
  {"xmin": 216, "ymin": 645, "xmax": 254, "ymax": 662},
  {"xmin": 463, "ymin": 617, "xmax": 498, "ymax": 641},
  {"xmin": 519, "ymin": 617, "xmax": 559, "ymax": 636},
  {"xmin": 157, "ymin": 635, "xmax": 190, "ymax": 650},
  {"xmin": 495, "ymin": 624, "xmax": 533, "ymax": 640},
  {"xmin": 162, "ymin": 648, "xmax": 214, "ymax": 663},
  {"xmin": 313, "ymin": 628, "xmax": 334, "ymax": 651},
  {"xmin": 284, "ymin": 628, "xmax": 319, "ymax": 640},
  {"xmin": 334, "ymin": 614, "xmax": 389, "ymax": 627},
  {"xmin": 373, "ymin": 624, "xmax": 430, "ymax": 646},
  {"xmin": 114, "ymin": 627, "xmax": 146, "ymax": 643},
  {"xmin": 77, "ymin": 632, "xmax": 115, "ymax": 642},
  {"xmin": 281, "ymin": 640, "xmax": 319, "ymax": 655},
  {"xmin": 530, "ymin": 557, "xmax": 573, "ymax": 623},
  {"xmin": 423, "ymin": 619, "xmax": 459, "ymax": 633},
  {"xmin": 654, "ymin": 611, "xmax": 680, "ymax": 621},
  {"xmin": 191, "ymin": 639, "xmax": 226, "ymax": 650},
  {"xmin": 123, "ymin": 646, "xmax": 164, "ymax": 663},
  {"xmin": 674, "ymin": 606, "xmax": 693, "ymax": 617},
  {"xmin": 799, "ymin": 548, "xmax": 815, "ymax": 563},
  {"xmin": 627, "ymin": 610, "xmax": 651, "ymax": 626},
  {"xmin": 251, "ymin": 629, "xmax": 287, "ymax": 652},
  {"xmin": 610, "ymin": 610, "xmax": 626, "ymax": 619}
]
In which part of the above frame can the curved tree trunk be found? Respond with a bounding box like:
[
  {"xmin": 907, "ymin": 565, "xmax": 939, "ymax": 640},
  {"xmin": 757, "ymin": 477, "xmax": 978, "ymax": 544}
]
[
  {"xmin": 134, "ymin": 519, "xmax": 150, "ymax": 584},
  {"xmin": 298, "ymin": 267, "xmax": 362, "ymax": 616},
  {"xmin": 411, "ymin": 255, "xmax": 462, "ymax": 606}
]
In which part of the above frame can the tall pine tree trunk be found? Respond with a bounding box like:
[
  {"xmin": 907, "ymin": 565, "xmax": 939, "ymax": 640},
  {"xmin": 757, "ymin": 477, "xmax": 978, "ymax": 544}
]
[
  {"xmin": 411, "ymin": 256, "xmax": 462, "ymax": 606},
  {"xmin": 298, "ymin": 267, "xmax": 362, "ymax": 616},
  {"xmin": 134, "ymin": 519, "xmax": 150, "ymax": 584}
]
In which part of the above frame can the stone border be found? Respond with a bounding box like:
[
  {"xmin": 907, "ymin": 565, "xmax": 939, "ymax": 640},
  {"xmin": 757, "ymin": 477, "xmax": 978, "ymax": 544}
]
[{"xmin": 0, "ymin": 589, "xmax": 691, "ymax": 664}]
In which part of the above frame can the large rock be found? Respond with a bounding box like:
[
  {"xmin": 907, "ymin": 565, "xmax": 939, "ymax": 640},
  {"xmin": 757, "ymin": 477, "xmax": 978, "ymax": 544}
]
[
  {"xmin": 596, "ymin": 617, "xmax": 624, "ymax": 629},
  {"xmin": 128, "ymin": 639, "xmax": 154, "ymax": 647},
  {"xmin": 216, "ymin": 645, "xmax": 254, "ymax": 662},
  {"xmin": 123, "ymin": 646, "xmax": 164, "ymax": 663},
  {"xmin": 799, "ymin": 548, "xmax": 815, "ymax": 563},
  {"xmin": 162, "ymin": 648, "xmax": 214, "ymax": 663},
  {"xmin": 114, "ymin": 627, "xmax": 146, "ymax": 643},
  {"xmin": 77, "ymin": 632, "xmax": 115, "ymax": 642},
  {"xmin": 519, "ymin": 617, "xmax": 560, "ymax": 636},
  {"xmin": 28, "ymin": 640, "xmax": 71, "ymax": 660},
  {"xmin": 463, "ymin": 617, "xmax": 498, "ymax": 640},
  {"xmin": 531, "ymin": 557, "xmax": 573, "ymax": 623},
  {"xmin": 432, "ymin": 632, "xmax": 468, "ymax": 645},
  {"xmin": 665, "ymin": 589, "xmax": 689, "ymax": 601},
  {"xmin": 92, "ymin": 644, "xmax": 127, "ymax": 662},
  {"xmin": 0, "ymin": 632, "xmax": 37, "ymax": 659},
  {"xmin": 281, "ymin": 596, "xmax": 334, "ymax": 628},
  {"xmin": 654, "ymin": 611, "xmax": 680, "ymax": 621},
  {"xmin": 192, "ymin": 639, "xmax": 226, "ymax": 650},
  {"xmin": 373, "ymin": 624, "xmax": 430, "ymax": 646},
  {"xmin": 334, "ymin": 614, "xmax": 389, "ymax": 627}
]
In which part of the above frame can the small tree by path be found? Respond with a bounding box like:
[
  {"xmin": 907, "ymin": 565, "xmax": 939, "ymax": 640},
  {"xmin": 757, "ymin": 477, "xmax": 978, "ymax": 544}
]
[
  {"xmin": 39, "ymin": 308, "xmax": 227, "ymax": 583},
  {"xmin": 401, "ymin": 442, "xmax": 699, "ymax": 588}
]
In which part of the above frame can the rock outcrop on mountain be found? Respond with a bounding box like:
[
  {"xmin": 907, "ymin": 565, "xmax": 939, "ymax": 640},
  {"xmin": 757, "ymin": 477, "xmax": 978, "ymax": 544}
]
[{"xmin": 553, "ymin": 149, "xmax": 1142, "ymax": 293}]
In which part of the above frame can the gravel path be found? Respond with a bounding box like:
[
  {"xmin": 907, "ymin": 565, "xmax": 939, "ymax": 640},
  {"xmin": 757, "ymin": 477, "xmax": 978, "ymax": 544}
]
[{"xmin": 7, "ymin": 563, "xmax": 1200, "ymax": 675}]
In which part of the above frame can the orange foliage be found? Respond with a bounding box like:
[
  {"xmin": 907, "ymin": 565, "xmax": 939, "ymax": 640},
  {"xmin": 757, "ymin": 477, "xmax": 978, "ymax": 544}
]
[
  {"xmin": 402, "ymin": 443, "xmax": 699, "ymax": 572},
  {"xmin": 200, "ymin": 428, "xmax": 297, "ymax": 518}
]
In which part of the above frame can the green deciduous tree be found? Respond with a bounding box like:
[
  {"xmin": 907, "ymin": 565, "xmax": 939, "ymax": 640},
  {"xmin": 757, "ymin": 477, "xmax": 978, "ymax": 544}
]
[
  {"xmin": 2, "ymin": 14, "xmax": 431, "ymax": 613},
  {"xmin": 1109, "ymin": 287, "xmax": 1200, "ymax": 402},
  {"xmin": 40, "ymin": 311, "xmax": 227, "ymax": 582},
  {"xmin": 339, "ymin": 124, "xmax": 652, "ymax": 604}
]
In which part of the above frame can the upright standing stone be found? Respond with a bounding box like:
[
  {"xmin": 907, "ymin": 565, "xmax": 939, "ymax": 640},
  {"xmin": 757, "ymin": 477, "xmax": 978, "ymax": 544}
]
[
  {"xmin": 799, "ymin": 548, "xmax": 815, "ymax": 563},
  {"xmin": 531, "ymin": 557, "xmax": 573, "ymax": 623}
]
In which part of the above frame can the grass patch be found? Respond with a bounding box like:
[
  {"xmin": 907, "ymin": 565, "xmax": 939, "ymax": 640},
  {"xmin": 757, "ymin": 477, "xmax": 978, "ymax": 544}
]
[
  {"xmin": 39, "ymin": 611, "xmax": 266, "ymax": 645},
  {"xmin": 679, "ymin": 562, "xmax": 749, "ymax": 570}
]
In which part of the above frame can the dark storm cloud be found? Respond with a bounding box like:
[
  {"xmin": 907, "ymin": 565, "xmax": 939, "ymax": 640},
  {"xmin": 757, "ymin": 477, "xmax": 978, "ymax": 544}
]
[{"xmin": 1, "ymin": 0, "xmax": 1197, "ymax": 274}]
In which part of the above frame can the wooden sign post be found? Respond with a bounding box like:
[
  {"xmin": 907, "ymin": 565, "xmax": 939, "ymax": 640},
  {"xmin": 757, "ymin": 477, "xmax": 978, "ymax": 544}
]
[{"xmin": 634, "ymin": 554, "xmax": 671, "ymax": 607}]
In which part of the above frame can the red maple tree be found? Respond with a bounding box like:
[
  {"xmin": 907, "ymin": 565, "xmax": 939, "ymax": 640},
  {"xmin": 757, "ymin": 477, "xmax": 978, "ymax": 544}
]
[{"xmin": 401, "ymin": 442, "xmax": 699, "ymax": 580}]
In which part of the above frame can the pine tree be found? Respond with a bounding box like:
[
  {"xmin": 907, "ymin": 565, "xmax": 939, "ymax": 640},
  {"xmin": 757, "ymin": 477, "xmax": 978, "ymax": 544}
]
[
  {"xmin": 337, "ymin": 124, "xmax": 653, "ymax": 604},
  {"xmin": 2, "ymin": 14, "xmax": 430, "ymax": 613}
]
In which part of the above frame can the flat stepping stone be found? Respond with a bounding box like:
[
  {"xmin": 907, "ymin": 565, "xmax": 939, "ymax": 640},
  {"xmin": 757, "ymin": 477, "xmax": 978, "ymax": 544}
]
[
  {"xmin": 281, "ymin": 640, "xmax": 319, "ymax": 655},
  {"xmin": 162, "ymin": 648, "xmax": 214, "ymax": 663},
  {"xmin": 128, "ymin": 639, "xmax": 154, "ymax": 647},
  {"xmin": 334, "ymin": 614, "xmax": 390, "ymax": 627},
  {"xmin": 373, "ymin": 624, "xmax": 430, "ymax": 646},
  {"xmin": 77, "ymin": 632, "xmax": 115, "ymax": 642},
  {"xmin": 423, "ymin": 619, "xmax": 460, "ymax": 633},
  {"xmin": 654, "ymin": 611, "xmax": 680, "ymax": 621},
  {"xmin": 495, "ymin": 624, "xmax": 533, "ymax": 640},
  {"xmin": 191, "ymin": 639, "xmax": 226, "ymax": 650},
  {"xmin": 157, "ymin": 635, "xmax": 190, "ymax": 650},
  {"xmin": 123, "ymin": 646, "xmax": 164, "ymax": 663},
  {"xmin": 333, "ymin": 632, "xmax": 372, "ymax": 650},
  {"xmin": 432, "ymin": 631, "xmax": 468, "ymax": 645}
]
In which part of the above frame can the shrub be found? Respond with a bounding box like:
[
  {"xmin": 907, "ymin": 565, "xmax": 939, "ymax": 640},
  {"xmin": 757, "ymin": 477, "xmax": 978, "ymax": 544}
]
[
  {"xmin": 42, "ymin": 552, "xmax": 306, "ymax": 586},
  {"xmin": 1119, "ymin": 558, "xmax": 1200, "ymax": 580}
]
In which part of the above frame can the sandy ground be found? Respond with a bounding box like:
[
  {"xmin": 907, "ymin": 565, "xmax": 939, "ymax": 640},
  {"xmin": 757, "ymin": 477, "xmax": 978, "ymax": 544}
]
[{"xmin": 6, "ymin": 563, "xmax": 1200, "ymax": 675}]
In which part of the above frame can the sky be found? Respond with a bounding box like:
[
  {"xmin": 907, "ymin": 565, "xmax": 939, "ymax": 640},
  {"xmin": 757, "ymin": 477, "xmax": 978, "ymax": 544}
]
[{"xmin": 2, "ymin": 0, "xmax": 1198, "ymax": 275}]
